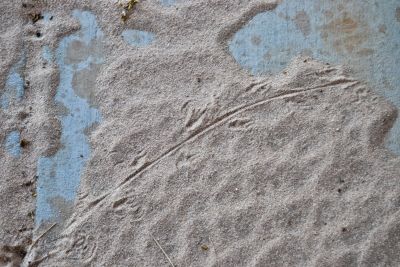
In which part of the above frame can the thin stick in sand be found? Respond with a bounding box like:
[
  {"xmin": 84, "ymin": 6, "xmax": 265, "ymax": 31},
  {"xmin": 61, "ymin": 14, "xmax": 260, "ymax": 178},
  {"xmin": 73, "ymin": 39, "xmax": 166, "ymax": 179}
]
[
  {"xmin": 31, "ymin": 223, "xmax": 57, "ymax": 247},
  {"xmin": 22, "ymin": 223, "xmax": 57, "ymax": 267},
  {"xmin": 150, "ymin": 234, "xmax": 175, "ymax": 267}
]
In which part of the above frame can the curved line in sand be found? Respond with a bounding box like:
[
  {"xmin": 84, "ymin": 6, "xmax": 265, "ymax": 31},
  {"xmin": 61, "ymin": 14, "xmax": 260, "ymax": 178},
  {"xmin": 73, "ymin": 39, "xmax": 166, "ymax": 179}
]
[{"xmin": 73, "ymin": 78, "xmax": 358, "ymax": 225}]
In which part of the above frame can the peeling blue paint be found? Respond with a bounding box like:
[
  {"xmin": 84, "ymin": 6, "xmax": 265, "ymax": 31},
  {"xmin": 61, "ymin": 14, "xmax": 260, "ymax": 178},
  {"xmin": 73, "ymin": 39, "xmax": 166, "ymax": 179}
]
[
  {"xmin": 160, "ymin": 0, "xmax": 176, "ymax": 7},
  {"xmin": 42, "ymin": 46, "xmax": 53, "ymax": 64},
  {"xmin": 42, "ymin": 12, "xmax": 53, "ymax": 23},
  {"xmin": 229, "ymin": 0, "xmax": 400, "ymax": 154},
  {"xmin": 36, "ymin": 10, "xmax": 104, "ymax": 225},
  {"xmin": 5, "ymin": 131, "xmax": 21, "ymax": 158},
  {"xmin": 122, "ymin": 29, "xmax": 155, "ymax": 47},
  {"xmin": 1, "ymin": 54, "xmax": 26, "ymax": 110}
]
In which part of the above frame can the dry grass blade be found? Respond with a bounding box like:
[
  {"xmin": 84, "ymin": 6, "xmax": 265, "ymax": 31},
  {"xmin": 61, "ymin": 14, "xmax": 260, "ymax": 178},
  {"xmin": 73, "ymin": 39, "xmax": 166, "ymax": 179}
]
[
  {"xmin": 150, "ymin": 234, "xmax": 175, "ymax": 267},
  {"xmin": 31, "ymin": 223, "xmax": 57, "ymax": 247}
]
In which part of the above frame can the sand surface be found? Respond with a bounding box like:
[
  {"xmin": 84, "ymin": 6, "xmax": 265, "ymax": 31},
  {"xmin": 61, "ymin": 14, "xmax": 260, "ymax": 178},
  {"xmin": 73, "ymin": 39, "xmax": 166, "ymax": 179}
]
[{"xmin": 1, "ymin": 0, "xmax": 400, "ymax": 266}]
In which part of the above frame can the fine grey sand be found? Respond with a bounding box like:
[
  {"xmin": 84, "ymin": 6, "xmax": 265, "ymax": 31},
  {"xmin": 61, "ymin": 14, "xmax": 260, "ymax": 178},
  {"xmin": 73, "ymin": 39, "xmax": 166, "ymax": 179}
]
[{"xmin": 1, "ymin": 0, "xmax": 400, "ymax": 266}]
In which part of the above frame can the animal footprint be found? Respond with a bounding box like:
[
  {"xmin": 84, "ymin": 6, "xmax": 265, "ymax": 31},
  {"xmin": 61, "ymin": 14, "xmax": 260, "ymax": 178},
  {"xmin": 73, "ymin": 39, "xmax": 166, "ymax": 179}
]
[
  {"xmin": 228, "ymin": 117, "xmax": 253, "ymax": 130},
  {"xmin": 184, "ymin": 106, "xmax": 208, "ymax": 132},
  {"xmin": 175, "ymin": 151, "xmax": 200, "ymax": 169},
  {"xmin": 129, "ymin": 150, "xmax": 148, "ymax": 168},
  {"xmin": 112, "ymin": 196, "xmax": 146, "ymax": 222},
  {"xmin": 65, "ymin": 223, "xmax": 97, "ymax": 262}
]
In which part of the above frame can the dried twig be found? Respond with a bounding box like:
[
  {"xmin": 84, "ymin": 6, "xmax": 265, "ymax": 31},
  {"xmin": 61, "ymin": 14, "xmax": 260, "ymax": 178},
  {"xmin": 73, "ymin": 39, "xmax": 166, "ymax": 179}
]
[
  {"xmin": 31, "ymin": 223, "xmax": 57, "ymax": 248},
  {"xmin": 21, "ymin": 223, "xmax": 57, "ymax": 267},
  {"xmin": 150, "ymin": 234, "xmax": 175, "ymax": 267}
]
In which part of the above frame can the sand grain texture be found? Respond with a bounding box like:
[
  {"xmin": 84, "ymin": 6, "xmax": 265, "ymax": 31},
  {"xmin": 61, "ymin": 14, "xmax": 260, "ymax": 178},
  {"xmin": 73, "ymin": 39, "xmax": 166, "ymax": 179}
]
[{"xmin": 1, "ymin": 0, "xmax": 400, "ymax": 266}]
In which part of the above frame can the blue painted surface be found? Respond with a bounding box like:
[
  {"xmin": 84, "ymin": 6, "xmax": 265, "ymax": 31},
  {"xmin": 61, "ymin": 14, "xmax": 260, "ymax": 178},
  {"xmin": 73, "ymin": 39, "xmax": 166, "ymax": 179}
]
[
  {"xmin": 1, "ymin": 54, "xmax": 26, "ymax": 109},
  {"xmin": 42, "ymin": 12, "xmax": 53, "ymax": 23},
  {"xmin": 5, "ymin": 131, "xmax": 21, "ymax": 158},
  {"xmin": 42, "ymin": 46, "xmax": 53, "ymax": 64},
  {"xmin": 160, "ymin": 0, "xmax": 176, "ymax": 7},
  {"xmin": 36, "ymin": 10, "xmax": 104, "ymax": 225},
  {"xmin": 229, "ymin": 0, "xmax": 400, "ymax": 154},
  {"xmin": 122, "ymin": 29, "xmax": 155, "ymax": 47}
]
